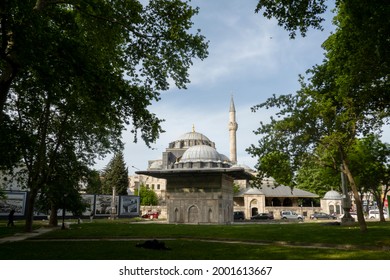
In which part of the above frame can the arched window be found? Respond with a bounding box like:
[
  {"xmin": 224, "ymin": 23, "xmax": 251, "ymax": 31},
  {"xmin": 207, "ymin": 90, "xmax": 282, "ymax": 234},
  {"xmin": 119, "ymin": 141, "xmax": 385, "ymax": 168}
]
[
  {"xmin": 336, "ymin": 204, "xmax": 341, "ymax": 214},
  {"xmin": 174, "ymin": 208, "xmax": 179, "ymax": 223},
  {"xmin": 188, "ymin": 205, "xmax": 199, "ymax": 223},
  {"xmin": 208, "ymin": 208, "xmax": 213, "ymax": 223},
  {"xmin": 329, "ymin": 204, "xmax": 335, "ymax": 214}
]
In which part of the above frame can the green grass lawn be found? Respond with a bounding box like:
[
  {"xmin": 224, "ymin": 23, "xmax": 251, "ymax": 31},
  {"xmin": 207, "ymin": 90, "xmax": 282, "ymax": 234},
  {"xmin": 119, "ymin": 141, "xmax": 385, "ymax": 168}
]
[{"xmin": 1, "ymin": 219, "xmax": 390, "ymax": 260}]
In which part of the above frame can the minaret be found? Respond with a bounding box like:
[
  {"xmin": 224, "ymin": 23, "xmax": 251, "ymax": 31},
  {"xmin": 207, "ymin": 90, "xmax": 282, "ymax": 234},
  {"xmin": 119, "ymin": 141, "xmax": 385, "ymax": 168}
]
[{"xmin": 228, "ymin": 96, "xmax": 238, "ymax": 164}]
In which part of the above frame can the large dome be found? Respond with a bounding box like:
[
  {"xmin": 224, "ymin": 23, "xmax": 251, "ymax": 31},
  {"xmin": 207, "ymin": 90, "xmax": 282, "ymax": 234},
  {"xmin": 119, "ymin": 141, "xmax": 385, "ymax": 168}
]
[
  {"xmin": 168, "ymin": 129, "xmax": 215, "ymax": 150},
  {"xmin": 181, "ymin": 145, "xmax": 221, "ymax": 162},
  {"xmin": 177, "ymin": 131, "xmax": 211, "ymax": 142}
]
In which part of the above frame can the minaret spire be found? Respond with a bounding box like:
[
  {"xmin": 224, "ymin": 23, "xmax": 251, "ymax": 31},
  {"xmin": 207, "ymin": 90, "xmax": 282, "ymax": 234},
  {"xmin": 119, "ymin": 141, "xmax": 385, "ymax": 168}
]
[{"xmin": 228, "ymin": 96, "xmax": 238, "ymax": 164}]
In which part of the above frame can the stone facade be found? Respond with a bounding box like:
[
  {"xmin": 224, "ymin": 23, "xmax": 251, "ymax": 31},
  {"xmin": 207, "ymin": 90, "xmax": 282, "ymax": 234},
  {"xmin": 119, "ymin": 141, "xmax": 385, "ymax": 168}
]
[{"xmin": 165, "ymin": 172, "xmax": 234, "ymax": 224}]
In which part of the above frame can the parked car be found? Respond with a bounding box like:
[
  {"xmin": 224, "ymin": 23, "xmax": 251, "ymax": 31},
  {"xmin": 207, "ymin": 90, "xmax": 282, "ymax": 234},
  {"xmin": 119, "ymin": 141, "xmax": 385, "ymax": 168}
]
[
  {"xmin": 233, "ymin": 211, "xmax": 245, "ymax": 220},
  {"xmin": 280, "ymin": 210, "xmax": 304, "ymax": 221},
  {"xmin": 251, "ymin": 213, "xmax": 274, "ymax": 220},
  {"xmin": 141, "ymin": 211, "xmax": 159, "ymax": 219},
  {"xmin": 310, "ymin": 212, "xmax": 337, "ymax": 220},
  {"xmin": 368, "ymin": 209, "xmax": 389, "ymax": 219}
]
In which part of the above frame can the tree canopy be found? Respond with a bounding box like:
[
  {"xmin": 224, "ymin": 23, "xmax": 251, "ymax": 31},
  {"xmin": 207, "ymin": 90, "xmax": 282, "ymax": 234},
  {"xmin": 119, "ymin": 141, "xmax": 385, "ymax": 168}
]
[
  {"xmin": 0, "ymin": 0, "xmax": 208, "ymax": 231},
  {"xmin": 1, "ymin": 0, "xmax": 208, "ymax": 143},
  {"xmin": 255, "ymin": 0, "xmax": 327, "ymax": 38}
]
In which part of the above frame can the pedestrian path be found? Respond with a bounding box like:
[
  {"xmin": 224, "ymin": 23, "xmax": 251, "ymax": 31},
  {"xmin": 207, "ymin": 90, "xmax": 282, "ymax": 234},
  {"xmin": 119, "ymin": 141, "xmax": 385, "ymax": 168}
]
[{"xmin": 0, "ymin": 227, "xmax": 55, "ymax": 244}]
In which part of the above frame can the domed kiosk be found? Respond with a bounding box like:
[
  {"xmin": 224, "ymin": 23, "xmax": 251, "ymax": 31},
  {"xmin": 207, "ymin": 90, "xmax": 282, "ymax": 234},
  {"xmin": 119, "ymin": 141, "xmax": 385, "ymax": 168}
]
[
  {"xmin": 137, "ymin": 127, "xmax": 253, "ymax": 224},
  {"xmin": 134, "ymin": 98, "xmax": 321, "ymax": 223},
  {"xmin": 321, "ymin": 190, "xmax": 343, "ymax": 216}
]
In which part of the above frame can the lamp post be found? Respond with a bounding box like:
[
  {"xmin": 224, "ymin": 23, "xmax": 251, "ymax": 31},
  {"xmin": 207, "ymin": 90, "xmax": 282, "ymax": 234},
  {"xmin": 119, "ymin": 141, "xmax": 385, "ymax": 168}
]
[
  {"xmin": 111, "ymin": 186, "xmax": 116, "ymax": 220},
  {"xmin": 340, "ymin": 165, "xmax": 354, "ymax": 225},
  {"xmin": 61, "ymin": 194, "xmax": 68, "ymax": 230}
]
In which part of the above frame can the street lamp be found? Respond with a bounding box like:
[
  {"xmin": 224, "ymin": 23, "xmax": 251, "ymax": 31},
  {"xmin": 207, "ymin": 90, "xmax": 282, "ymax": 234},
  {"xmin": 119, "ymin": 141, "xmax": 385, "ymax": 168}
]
[
  {"xmin": 111, "ymin": 186, "xmax": 116, "ymax": 220},
  {"xmin": 340, "ymin": 165, "xmax": 354, "ymax": 225},
  {"xmin": 61, "ymin": 193, "xmax": 68, "ymax": 230}
]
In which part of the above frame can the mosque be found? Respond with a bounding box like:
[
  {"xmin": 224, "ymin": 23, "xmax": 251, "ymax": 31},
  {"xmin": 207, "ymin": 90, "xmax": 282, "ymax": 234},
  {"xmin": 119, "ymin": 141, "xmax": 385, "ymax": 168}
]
[{"xmin": 134, "ymin": 97, "xmax": 322, "ymax": 224}]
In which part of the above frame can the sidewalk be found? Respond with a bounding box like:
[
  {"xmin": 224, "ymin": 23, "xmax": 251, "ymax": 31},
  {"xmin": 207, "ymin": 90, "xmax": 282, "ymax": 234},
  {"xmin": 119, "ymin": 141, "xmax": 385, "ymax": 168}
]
[{"xmin": 0, "ymin": 227, "xmax": 55, "ymax": 244}]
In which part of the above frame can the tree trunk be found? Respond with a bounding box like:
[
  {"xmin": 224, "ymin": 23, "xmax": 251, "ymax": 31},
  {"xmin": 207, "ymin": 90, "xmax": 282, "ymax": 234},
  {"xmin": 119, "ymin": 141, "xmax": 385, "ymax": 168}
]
[
  {"xmin": 22, "ymin": 93, "xmax": 51, "ymax": 231},
  {"xmin": 24, "ymin": 188, "xmax": 38, "ymax": 232},
  {"xmin": 342, "ymin": 159, "xmax": 367, "ymax": 232},
  {"xmin": 371, "ymin": 190, "xmax": 385, "ymax": 222},
  {"xmin": 49, "ymin": 202, "xmax": 58, "ymax": 227}
]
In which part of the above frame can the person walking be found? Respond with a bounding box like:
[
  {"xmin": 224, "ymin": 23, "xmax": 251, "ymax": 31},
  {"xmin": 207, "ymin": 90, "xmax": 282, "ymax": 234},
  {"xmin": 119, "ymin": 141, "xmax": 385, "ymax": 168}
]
[{"xmin": 7, "ymin": 209, "xmax": 15, "ymax": 227}]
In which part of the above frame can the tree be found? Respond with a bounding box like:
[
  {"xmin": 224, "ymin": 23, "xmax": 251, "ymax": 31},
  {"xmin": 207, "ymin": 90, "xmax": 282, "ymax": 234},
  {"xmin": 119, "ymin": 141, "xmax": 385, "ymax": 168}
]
[
  {"xmin": 33, "ymin": 147, "xmax": 89, "ymax": 226},
  {"xmin": 348, "ymin": 135, "xmax": 390, "ymax": 221},
  {"xmin": 84, "ymin": 169, "xmax": 103, "ymax": 195},
  {"xmin": 101, "ymin": 152, "xmax": 129, "ymax": 195},
  {"xmin": 247, "ymin": 75, "xmax": 371, "ymax": 231},
  {"xmin": 135, "ymin": 184, "xmax": 158, "ymax": 206},
  {"xmin": 249, "ymin": 0, "xmax": 389, "ymax": 232},
  {"xmin": 1, "ymin": 0, "xmax": 208, "ymax": 232},
  {"xmin": 295, "ymin": 135, "xmax": 390, "ymax": 222}
]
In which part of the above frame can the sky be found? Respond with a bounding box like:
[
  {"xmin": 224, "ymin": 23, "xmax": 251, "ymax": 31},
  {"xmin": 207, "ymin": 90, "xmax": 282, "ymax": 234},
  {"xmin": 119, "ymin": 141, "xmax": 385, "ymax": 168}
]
[{"xmin": 94, "ymin": 0, "xmax": 389, "ymax": 174}]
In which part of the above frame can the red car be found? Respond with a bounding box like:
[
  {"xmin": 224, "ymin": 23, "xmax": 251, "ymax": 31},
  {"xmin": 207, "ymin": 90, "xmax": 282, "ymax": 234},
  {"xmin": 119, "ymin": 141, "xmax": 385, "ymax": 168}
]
[{"xmin": 141, "ymin": 212, "xmax": 159, "ymax": 219}]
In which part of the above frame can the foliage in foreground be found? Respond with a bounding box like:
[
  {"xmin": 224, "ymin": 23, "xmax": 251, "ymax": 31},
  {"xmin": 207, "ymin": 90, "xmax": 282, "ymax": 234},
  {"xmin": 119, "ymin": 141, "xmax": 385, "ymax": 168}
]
[
  {"xmin": 249, "ymin": 1, "xmax": 390, "ymax": 233},
  {"xmin": 1, "ymin": 0, "xmax": 208, "ymax": 232}
]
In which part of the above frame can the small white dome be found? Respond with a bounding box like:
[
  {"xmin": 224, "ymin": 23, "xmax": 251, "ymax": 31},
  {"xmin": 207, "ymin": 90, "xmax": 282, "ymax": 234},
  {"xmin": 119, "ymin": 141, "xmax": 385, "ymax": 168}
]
[
  {"xmin": 181, "ymin": 145, "xmax": 221, "ymax": 162},
  {"xmin": 323, "ymin": 190, "xmax": 342, "ymax": 200}
]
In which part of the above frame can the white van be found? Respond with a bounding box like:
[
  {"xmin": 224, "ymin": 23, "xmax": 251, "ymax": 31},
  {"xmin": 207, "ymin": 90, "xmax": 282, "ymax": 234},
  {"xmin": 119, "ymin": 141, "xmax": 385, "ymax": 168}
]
[{"xmin": 368, "ymin": 209, "xmax": 388, "ymax": 219}]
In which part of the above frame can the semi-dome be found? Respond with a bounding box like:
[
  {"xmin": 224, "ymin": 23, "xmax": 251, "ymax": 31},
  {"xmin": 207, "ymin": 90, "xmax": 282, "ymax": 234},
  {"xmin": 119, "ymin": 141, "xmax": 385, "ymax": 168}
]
[
  {"xmin": 323, "ymin": 190, "xmax": 342, "ymax": 200},
  {"xmin": 181, "ymin": 145, "xmax": 221, "ymax": 162},
  {"xmin": 219, "ymin": 153, "xmax": 231, "ymax": 163},
  {"xmin": 149, "ymin": 160, "xmax": 163, "ymax": 170},
  {"xmin": 232, "ymin": 163, "xmax": 255, "ymax": 172}
]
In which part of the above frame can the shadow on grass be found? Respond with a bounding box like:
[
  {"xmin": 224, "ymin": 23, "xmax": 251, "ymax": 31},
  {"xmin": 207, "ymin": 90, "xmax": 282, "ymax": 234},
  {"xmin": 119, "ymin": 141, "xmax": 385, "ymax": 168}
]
[
  {"xmin": 1, "ymin": 240, "xmax": 389, "ymax": 260},
  {"xmin": 1, "ymin": 220, "xmax": 390, "ymax": 260}
]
